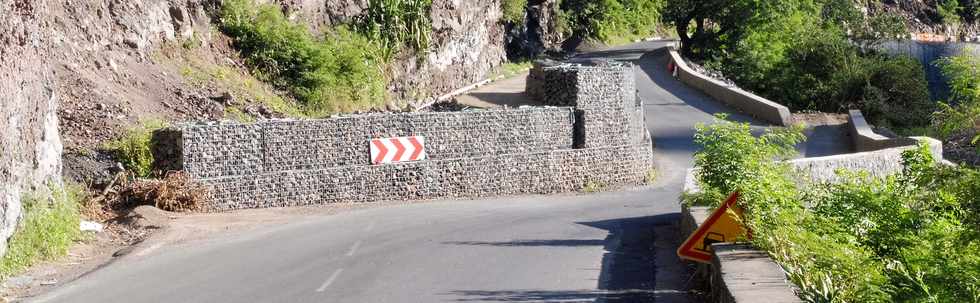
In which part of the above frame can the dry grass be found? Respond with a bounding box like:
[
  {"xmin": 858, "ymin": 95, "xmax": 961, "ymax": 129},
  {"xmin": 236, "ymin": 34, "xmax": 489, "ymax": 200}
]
[
  {"xmin": 85, "ymin": 171, "xmax": 208, "ymax": 218},
  {"xmin": 121, "ymin": 172, "xmax": 207, "ymax": 212}
]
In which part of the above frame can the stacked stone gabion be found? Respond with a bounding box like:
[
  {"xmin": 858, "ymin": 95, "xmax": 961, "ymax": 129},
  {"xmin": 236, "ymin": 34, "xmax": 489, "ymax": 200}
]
[
  {"xmin": 202, "ymin": 144, "xmax": 653, "ymax": 210},
  {"xmin": 527, "ymin": 60, "xmax": 642, "ymax": 148},
  {"xmin": 171, "ymin": 62, "xmax": 653, "ymax": 211},
  {"xmin": 179, "ymin": 108, "xmax": 575, "ymax": 179}
]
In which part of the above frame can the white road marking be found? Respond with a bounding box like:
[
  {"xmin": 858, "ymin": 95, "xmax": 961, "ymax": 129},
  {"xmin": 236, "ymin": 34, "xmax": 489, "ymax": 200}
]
[
  {"xmin": 346, "ymin": 241, "xmax": 362, "ymax": 257},
  {"xmin": 364, "ymin": 221, "xmax": 375, "ymax": 232},
  {"xmin": 316, "ymin": 269, "xmax": 344, "ymax": 292}
]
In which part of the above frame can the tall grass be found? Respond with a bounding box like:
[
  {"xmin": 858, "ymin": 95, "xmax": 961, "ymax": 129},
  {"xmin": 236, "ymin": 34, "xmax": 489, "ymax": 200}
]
[
  {"xmin": 356, "ymin": 0, "xmax": 433, "ymax": 60},
  {"xmin": 0, "ymin": 184, "xmax": 84, "ymax": 278}
]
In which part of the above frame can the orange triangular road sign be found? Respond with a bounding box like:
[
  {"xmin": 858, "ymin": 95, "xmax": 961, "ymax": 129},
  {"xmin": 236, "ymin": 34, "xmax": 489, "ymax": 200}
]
[{"xmin": 677, "ymin": 192, "xmax": 747, "ymax": 263}]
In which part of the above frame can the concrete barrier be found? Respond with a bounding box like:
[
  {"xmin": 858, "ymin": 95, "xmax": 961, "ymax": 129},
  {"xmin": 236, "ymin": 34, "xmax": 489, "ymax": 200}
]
[
  {"xmin": 789, "ymin": 137, "xmax": 943, "ymax": 183},
  {"xmin": 848, "ymin": 110, "xmax": 918, "ymax": 152},
  {"xmin": 666, "ymin": 48, "xmax": 792, "ymax": 126},
  {"xmin": 710, "ymin": 244, "xmax": 804, "ymax": 303}
]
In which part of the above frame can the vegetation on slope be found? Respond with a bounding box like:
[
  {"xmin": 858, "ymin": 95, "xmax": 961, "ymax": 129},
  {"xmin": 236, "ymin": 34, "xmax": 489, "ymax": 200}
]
[
  {"xmin": 501, "ymin": 0, "xmax": 528, "ymax": 25},
  {"xmin": 687, "ymin": 115, "xmax": 980, "ymax": 302},
  {"xmin": 219, "ymin": 0, "xmax": 389, "ymax": 115}
]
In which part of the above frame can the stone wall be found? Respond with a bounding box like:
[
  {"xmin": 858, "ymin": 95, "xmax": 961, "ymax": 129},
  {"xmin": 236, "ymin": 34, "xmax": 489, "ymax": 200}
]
[
  {"xmin": 788, "ymin": 137, "xmax": 942, "ymax": 183},
  {"xmin": 0, "ymin": 0, "xmax": 64, "ymax": 258}
]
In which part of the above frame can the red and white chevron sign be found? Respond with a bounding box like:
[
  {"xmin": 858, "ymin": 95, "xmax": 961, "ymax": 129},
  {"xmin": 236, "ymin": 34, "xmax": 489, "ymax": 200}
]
[{"xmin": 370, "ymin": 136, "xmax": 427, "ymax": 165}]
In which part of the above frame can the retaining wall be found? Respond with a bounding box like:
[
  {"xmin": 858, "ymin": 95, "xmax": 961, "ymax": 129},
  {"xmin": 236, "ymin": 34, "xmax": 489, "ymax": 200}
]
[
  {"xmin": 170, "ymin": 63, "xmax": 652, "ymax": 210},
  {"xmin": 666, "ymin": 48, "xmax": 792, "ymax": 126}
]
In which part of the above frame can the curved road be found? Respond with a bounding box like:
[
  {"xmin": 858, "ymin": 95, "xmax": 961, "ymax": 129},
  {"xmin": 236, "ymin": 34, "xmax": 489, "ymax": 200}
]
[{"xmin": 35, "ymin": 42, "xmax": 763, "ymax": 303}]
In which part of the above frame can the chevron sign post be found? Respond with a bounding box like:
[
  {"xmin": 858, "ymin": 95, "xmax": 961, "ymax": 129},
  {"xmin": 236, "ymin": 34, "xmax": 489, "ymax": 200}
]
[{"xmin": 370, "ymin": 136, "xmax": 427, "ymax": 165}]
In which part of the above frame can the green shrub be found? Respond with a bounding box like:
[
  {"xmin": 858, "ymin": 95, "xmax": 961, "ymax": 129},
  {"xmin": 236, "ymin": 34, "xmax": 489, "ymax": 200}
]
[
  {"xmin": 0, "ymin": 184, "xmax": 84, "ymax": 278},
  {"xmin": 356, "ymin": 0, "xmax": 433, "ymax": 60},
  {"xmin": 501, "ymin": 0, "xmax": 528, "ymax": 24},
  {"xmin": 672, "ymin": 0, "xmax": 932, "ymax": 130},
  {"xmin": 582, "ymin": 180, "xmax": 606, "ymax": 193},
  {"xmin": 219, "ymin": 0, "xmax": 387, "ymax": 115},
  {"xmin": 691, "ymin": 114, "xmax": 805, "ymax": 209},
  {"xmin": 935, "ymin": 55, "xmax": 980, "ymax": 140},
  {"xmin": 106, "ymin": 119, "xmax": 168, "ymax": 178},
  {"xmin": 939, "ymin": 0, "xmax": 963, "ymax": 24},
  {"xmin": 690, "ymin": 117, "xmax": 980, "ymax": 302}
]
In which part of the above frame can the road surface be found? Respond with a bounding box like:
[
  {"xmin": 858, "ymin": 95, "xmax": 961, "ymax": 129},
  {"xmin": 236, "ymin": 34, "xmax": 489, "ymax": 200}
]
[{"xmin": 34, "ymin": 41, "xmax": 764, "ymax": 303}]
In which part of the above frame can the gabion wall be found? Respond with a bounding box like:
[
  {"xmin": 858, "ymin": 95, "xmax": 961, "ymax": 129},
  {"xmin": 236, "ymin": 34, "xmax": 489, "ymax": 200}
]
[
  {"xmin": 528, "ymin": 61, "xmax": 643, "ymax": 148},
  {"xmin": 203, "ymin": 144, "xmax": 653, "ymax": 210},
  {"xmin": 179, "ymin": 108, "xmax": 576, "ymax": 179},
  {"xmin": 172, "ymin": 63, "xmax": 652, "ymax": 211}
]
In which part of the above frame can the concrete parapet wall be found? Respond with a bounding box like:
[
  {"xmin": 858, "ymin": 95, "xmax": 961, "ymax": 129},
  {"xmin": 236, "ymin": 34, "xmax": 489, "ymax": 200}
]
[
  {"xmin": 847, "ymin": 110, "xmax": 918, "ymax": 152},
  {"xmin": 710, "ymin": 244, "xmax": 804, "ymax": 303},
  {"xmin": 789, "ymin": 137, "xmax": 943, "ymax": 183},
  {"xmin": 666, "ymin": 48, "xmax": 792, "ymax": 126}
]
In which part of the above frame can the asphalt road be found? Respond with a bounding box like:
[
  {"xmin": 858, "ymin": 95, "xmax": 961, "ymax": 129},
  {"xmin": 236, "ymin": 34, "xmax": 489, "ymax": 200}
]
[{"xmin": 34, "ymin": 41, "xmax": 763, "ymax": 303}]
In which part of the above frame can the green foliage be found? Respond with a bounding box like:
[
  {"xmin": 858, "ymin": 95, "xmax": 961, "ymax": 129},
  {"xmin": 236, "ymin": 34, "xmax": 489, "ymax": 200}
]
[
  {"xmin": 219, "ymin": 0, "xmax": 387, "ymax": 115},
  {"xmin": 106, "ymin": 119, "xmax": 168, "ymax": 178},
  {"xmin": 560, "ymin": 0, "xmax": 666, "ymax": 43},
  {"xmin": 667, "ymin": 0, "xmax": 930, "ymax": 129},
  {"xmin": 691, "ymin": 114, "xmax": 806, "ymax": 208},
  {"xmin": 167, "ymin": 44, "xmax": 306, "ymax": 118},
  {"xmin": 935, "ymin": 55, "xmax": 980, "ymax": 140},
  {"xmin": 356, "ymin": 0, "xmax": 433, "ymax": 60},
  {"xmin": 689, "ymin": 117, "xmax": 980, "ymax": 302},
  {"xmin": 1, "ymin": 184, "xmax": 84, "ymax": 278},
  {"xmin": 501, "ymin": 0, "xmax": 528, "ymax": 24},
  {"xmin": 939, "ymin": 0, "xmax": 963, "ymax": 24}
]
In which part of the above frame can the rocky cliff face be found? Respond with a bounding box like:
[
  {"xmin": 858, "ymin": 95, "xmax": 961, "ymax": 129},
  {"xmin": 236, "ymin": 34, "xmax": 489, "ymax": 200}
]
[{"xmin": 0, "ymin": 0, "xmax": 62, "ymax": 257}]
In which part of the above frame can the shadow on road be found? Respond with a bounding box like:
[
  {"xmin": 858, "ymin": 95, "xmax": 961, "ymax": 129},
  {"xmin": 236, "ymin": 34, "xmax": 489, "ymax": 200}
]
[
  {"xmin": 444, "ymin": 213, "xmax": 693, "ymax": 303},
  {"xmin": 444, "ymin": 239, "xmax": 605, "ymax": 247}
]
